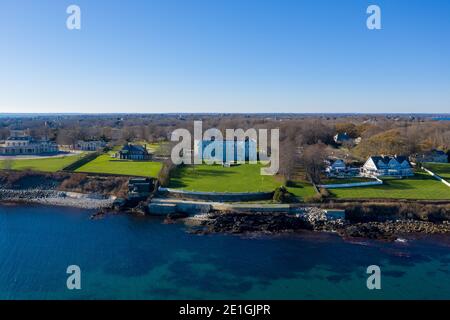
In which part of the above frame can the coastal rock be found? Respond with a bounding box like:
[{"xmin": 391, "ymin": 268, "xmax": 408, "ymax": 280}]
[
  {"xmin": 186, "ymin": 208, "xmax": 450, "ymax": 241},
  {"xmin": 193, "ymin": 212, "xmax": 310, "ymax": 235},
  {"xmin": 337, "ymin": 220, "xmax": 450, "ymax": 241},
  {"xmin": 130, "ymin": 201, "xmax": 150, "ymax": 215},
  {"xmin": 167, "ymin": 212, "xmax": 189, "ymax": 220},
  {"xmin": 0, "ymin": 188, "xmax": 114, "ymax": 209}
]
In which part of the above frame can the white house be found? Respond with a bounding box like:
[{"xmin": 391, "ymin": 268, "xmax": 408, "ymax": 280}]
[
  {"xmin": 75, "ymin": 140, "xmax": 107, "ymax": 151},
  {"xmin": 326, "ymin": 159, "xmax": 346, "ymax": 173},
  {"xmin": 194, "ymin": 138, "xmax": 257, "ymax": 163},
  {"xmin": 325, "ymin": 159, "xmax": 360, "ymax": 178},
  {"xmin": 334, "ymin": 132, "xmax": 351, "ymax": 144},
  {"xmin": 0, "ymin": 130, "xmax": 58, "ymax": 155},
  {"xmin": 362, "ymin": 156, "xmax": 414, "ymax": 177}
]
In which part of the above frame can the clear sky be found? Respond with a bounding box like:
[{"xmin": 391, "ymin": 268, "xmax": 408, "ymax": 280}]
[{"xmin": 1, "ymin": 0, "xmax": 449, "ymax": 114}]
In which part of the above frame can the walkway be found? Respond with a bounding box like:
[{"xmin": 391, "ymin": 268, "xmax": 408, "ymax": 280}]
[{"xmin": 422, "ymin": 166, "xmax": 450, "ymax": 188}]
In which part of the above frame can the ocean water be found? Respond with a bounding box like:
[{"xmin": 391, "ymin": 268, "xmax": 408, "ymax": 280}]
[{"xmin": 0, "ymin": 204, "xmax": 450, "ymax": 300}]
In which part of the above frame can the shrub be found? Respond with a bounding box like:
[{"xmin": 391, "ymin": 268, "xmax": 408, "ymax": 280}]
[
  {"xmin": 59, "ymin": 173, "xmax": 88, "ymax": 189},
  {"xmin": 320, "ymin": 188, "xmax": 330, "ymax": 198},
  {"xmin": 304, "ymin": 193, "xmax": 325, "ymax": 203},
  {"xmin": 58, "ymin": 174, "xmax": 129, "ymax": 196},
  {"xmin": 273, "ymin": 186, "xmax": 297, "ymax": 203}
]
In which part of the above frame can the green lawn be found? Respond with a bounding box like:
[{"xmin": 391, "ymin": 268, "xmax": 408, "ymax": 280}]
[
  {"xmin": 423, "ymin": 162, "xmax": 450, "ymax": 182},
  {"xmin": 0, "ymin": 153, "xmax": 87, "ymax": 172},
  {"xmin": 287, "ymin": 182, "xmax": 317, "ymax": 199},
  {"xmin": 75, "ymin": 154, "xmax": 162, "ymax": 177},
  {"xmin": 329, "ymin": 172, "xmax": 450, "ymax": 200},
  {"xmin": 168, "ymin": 164, "xmax": 283, "ymax": 192}
]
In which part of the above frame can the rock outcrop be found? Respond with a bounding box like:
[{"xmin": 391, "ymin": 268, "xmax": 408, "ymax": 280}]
[
  {"xmin": 186, "ymin": 208, "xmax": 450, "ymax": 241},
  {"xmin": 191, "ymin": 212, "xmax": 311, "ymax": 234},
  {"xmin": 0, "ymin": 188, "xmax": 114, "ymax": 209}
]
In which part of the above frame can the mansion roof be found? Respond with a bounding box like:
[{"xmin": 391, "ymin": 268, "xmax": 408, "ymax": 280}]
[{"xmin": 367, "ymin": 156, "xmax": 412, "ymax": 169}]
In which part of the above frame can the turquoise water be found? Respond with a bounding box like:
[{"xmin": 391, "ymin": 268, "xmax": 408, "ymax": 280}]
[{"xmin": 0, "ymin": 204, "xmax": 450, "ymax": 300}]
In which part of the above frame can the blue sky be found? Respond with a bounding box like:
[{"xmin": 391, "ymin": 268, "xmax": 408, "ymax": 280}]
[{"xmin": 0, "ymin": 0, "xmax": 449, "ymax": 114}]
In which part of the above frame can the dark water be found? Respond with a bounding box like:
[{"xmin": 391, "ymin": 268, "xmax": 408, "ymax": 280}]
[{"xmin": 1, "ymin": 204, "xmax": 450, "ymax": 300}]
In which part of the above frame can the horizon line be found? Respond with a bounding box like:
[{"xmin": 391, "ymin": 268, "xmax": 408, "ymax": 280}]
[{"xmin": 1, "ymin": 112, "xmax": 449, "ymax": 116}]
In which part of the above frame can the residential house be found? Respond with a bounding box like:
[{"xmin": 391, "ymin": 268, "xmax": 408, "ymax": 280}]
[
  {"xmin": 362, "ymin": 155, "xmax": 414, "ymax": 177},
  {"xmin": 325, "ymin": 159, "xmax": 360, "ymax": 178},
  {"xmin": 413, "ymin": 149, "xmax": 448, "ymax": 163},
  {"xmin": 334, "ymin": 132, "xmax": 351, "ymax": 144},
  {"xmin": 75, "ymin": 140, "xmax": 107, "ymax": 151},
  {"xmin": 114, "ymin": 143, "xmax": 151, "ymax": 160},
  {"xmin": 0, "ymin": 130, "xmax": 58, "ymax": 155},
  {"xmin": 194, "ymin": 138, "xmax": 257, "ymax": 163}
]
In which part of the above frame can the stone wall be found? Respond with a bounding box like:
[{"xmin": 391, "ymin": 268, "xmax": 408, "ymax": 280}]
[
  {"xmin": 158, "ymin": 187, "xmax": 274, "ymax": 202},
  {"xmin": 318, "ymin": 177, "xmax": 382, "ymax": 189}
]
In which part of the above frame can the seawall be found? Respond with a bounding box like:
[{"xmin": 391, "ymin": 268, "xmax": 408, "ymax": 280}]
[
  {"xmin": 158, "ymin": 187, "xmax": 274, "ymax": 202},
  {"xmin": 148, "ymin": 198, "xmax": 345, "ymax": 218}
]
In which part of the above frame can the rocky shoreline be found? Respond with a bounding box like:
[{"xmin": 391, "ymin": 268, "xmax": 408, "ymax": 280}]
[
  {"xmin": 338, "ymin": 220, "xmax": 450, "ymax": 241},
  {"xmin": 0, "ymin": 188, "xmax": 114, "ymax": 210},
  {"xmin": 1, "ymin": 188, "xmax": 449, "ymax": 241},
  {"xmin": 186, "ymin": 208, "xmax": 450, "ymax": 241}
]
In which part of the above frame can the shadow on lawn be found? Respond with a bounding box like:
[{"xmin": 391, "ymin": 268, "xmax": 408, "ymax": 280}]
[
  {"xmin": 382, "ymin": 181, "xmax": 416, "ymax": 190},
  {"xmin": 287, "ymin": 181, "xmax": 305, "ymax": 188}
]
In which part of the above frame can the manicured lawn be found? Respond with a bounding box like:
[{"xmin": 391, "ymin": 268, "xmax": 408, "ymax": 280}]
[
  {"xmin": 423, "ymin": 162, "xmax": 450, "ymax": 181},
  {"xmin": 329, "ymin": 173, "xmax": 450, "ymax": 200},
  {"xmin": 168, "ymin": 164, "xmax": 283, "ymax": 192},
  {"xmin": 75, "ymin": 154, "xmax": 162, "ymax": 177},
  {"xmin": 287, "ymin": 182, "xmax": 317, "ymax": 199},
  {"xmin": 0, "ymin": 153, "xmax": 87, "ymax": 172}
]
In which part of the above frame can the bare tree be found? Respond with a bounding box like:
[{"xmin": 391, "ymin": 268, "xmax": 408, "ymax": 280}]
[
  {"xmin": 278, "ymin": 138, "xmax": 298, "ymax": 183},
  {"xmin": 300, "ymin": 143, "xmax": 328, "ymax": 184}
]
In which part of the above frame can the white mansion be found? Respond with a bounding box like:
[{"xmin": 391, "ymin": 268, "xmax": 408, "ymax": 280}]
[
  {"xmin": 74, "ymin": 140, "xmax": 107, "ymax": 151},
  {"xmin": 0, "ymin": 130, "xmax": 58, "ymax": 155},
  {"xmin": 362, "ymin": 155, "xmax": 414, "ymax": 177}
]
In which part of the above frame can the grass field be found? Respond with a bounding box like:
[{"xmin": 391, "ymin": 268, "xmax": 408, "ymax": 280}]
[
  {"xmin": 423, "ymin": 162, "xmax": 450, "ymax": 181},
  {"xmin": 75, "ymin": 154, "xmax": 162, "ymax": 177},
  {"xmin": 0, "ymin": 153, "xmax": 87, "ymax": 172},
  {"xmin": 168, "ymin": 164, "xmax": 283, "ymax": 193},
  {"xmin": 287, "ymin": 182, "xmax": 317, "ymax": 199},
  {"xmin": 329, "ymin": 172, "xmax": 450, "ymax": 200}
]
